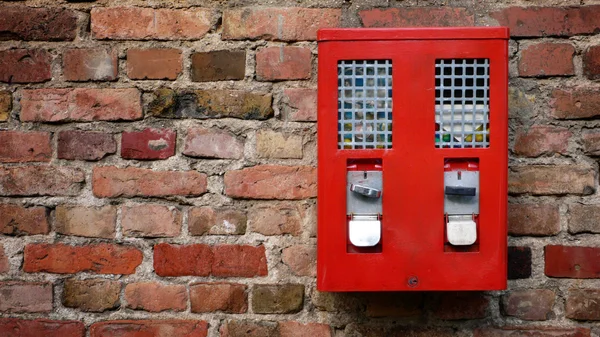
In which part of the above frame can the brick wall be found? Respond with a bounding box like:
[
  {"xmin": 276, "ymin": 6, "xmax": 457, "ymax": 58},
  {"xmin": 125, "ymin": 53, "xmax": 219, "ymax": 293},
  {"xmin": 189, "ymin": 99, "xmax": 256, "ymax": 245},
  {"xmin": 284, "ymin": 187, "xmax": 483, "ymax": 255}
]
[{"xmin": 0, "ymin": 0, "xmax": 599, "ymax": 336}]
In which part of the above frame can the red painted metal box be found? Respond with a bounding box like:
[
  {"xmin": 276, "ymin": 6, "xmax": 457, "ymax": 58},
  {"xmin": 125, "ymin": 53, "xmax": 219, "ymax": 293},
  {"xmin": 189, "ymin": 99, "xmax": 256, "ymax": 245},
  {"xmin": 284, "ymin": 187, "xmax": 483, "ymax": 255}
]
[{"xmin": 317, "ymin": 28, "xmax": 509, "ymax": 291}]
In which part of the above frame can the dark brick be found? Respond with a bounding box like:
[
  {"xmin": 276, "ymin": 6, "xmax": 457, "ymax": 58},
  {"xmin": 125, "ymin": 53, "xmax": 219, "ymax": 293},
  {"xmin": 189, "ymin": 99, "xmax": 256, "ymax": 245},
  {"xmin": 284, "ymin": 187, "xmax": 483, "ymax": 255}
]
[
  {"xmin": 583, "ymin": 45, "xmax": 600, "ymax": 80},
  {"xmin": 191, "ymin": 50, "xmax": 245, "ymax": 82},
  {"xmin": 431, "ymin": 292, "xmax": 489, "ymax": 320},
  {"xmin": 58, "ymin": 131, "xmax": 116, "ymax": 161},
  {"xmin": 251, "ymin": 284, "xmax": 304, "ymax": 314},
  {"xmin": 508, "ymin": 246, "xmax": 532, "ymax": 280},
  {"xmin": 0, "ymin": 6, "xmax": 77, "ymax": 41},
  {"xmin": 62, "ymin": 278, "xmax": 120, "ymax": 312},
  {"xmin": 0, "ymin": 49, "xmax": 51, "ymax": 83}
]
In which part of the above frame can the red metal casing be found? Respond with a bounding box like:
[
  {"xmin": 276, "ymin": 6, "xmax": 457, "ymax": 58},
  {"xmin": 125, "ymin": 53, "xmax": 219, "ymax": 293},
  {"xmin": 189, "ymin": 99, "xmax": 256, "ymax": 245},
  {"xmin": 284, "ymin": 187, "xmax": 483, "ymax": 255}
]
[{"xmin": 317, "ymin": 28, "xmax": 509, "ymax": 291}]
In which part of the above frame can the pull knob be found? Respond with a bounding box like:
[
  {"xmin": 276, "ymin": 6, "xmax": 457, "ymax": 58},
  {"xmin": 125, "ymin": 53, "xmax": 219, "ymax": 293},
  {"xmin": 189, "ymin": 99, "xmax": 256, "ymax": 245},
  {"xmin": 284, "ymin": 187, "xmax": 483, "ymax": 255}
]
[
  {"xmin": 445, "ymin": 186, "xmax": 476, "ymax": 196},
  {"xmin": 350, "ymin": 184, "xmax": 381, "ymax": 198}
]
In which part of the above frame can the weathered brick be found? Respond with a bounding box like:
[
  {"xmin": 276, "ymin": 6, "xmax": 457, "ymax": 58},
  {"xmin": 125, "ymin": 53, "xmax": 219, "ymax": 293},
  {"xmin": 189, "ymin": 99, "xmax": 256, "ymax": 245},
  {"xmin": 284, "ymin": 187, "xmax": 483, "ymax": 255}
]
[
  {"xmin": 127, "ymin": 48, "xmax": 182, "ymax": 80},
  {"xmin": 360, "ymin": 7, "xmax": 474, "ymax": 27},
  {"xmin": 0, "ymin": 90, "xmax": 11, "ymax": 121},
  {"xmin": 21, "ymin": 88, "xmax": 142, "ymax": 122},
  {"xmin": 62, "ymin": 278, "xmax": 120, "ymax": 312},
  {"xmin": 122, "ymin": 204, "xmax": 181, "ymax": 238},
  {"xmin": 490, "ymin": 6, "xmax": 600, "ymax": 37},
  {"xmin": 279, "ymin": 322, "xmax": 332, "ymax": 337},
  {"xmin": 124, "ymin": 282, "xmax": 187, "ymax": 312},
  {"xmin": 282, "ymin": 244, "xmax": 316, "ymax": 277},
  {"xmin": 0, "ymin": 282, "xmax": 52, "ymax": 313},
  {"xmin": 121, "ymin": 128, "xmax": 176, "ymax": 160},
  {"xmin": 508, "ymin": 203, "xmax": 560, "ymax": 236},
  {"xmin": 248, "ymin": 203, "xmax": 302, "ymax": 236},
  {"xmin": 0, "ymin": 318, "xmax": 84, "ymax": 337},
  {"xmin": 24, "ymin": 243, "xmax": 142, "ymax": 274},
  {"xmin": 58, "ymin": 131, "xmax": 116, "ymax": 161},
  {"xmin": 582, "ymin": 132, "xmax": 600, "ymax": 156},
  {"xmin": 154, "ymin": 243, "xmax": 213, "ymax": 277},
  {"xmin": 55, "ymin": 205, "xmax": 116, "ymax": 238},
  {"xmin": 148, "ymin": 88, "xmax": 274, "ymax": 120},
  {"xmin": 365, "ymin": 292, "xmax": 423, "ymax": 317},
  {"xmin": 220, "ymin": 320, "xmax": 278, "ymax": 337},
  {"xmin": 0, "ymin": 204, "xmax": 49, "ymax": 235},
  {"xmin": 183, "ymin": 127, "xmax": 243, "ymax": 159},
  {"xmin": 566, "ymin": 289, "xmax": 600, "ymax": 320},
  {"xmin": 0, "ymin": 6, "xmax": 77, "ymax": 41},
  {"xmin": 474, "ymin": 327, "xmax": 590, "ymax": 337},
  {"xmin": 92, "ymin": 166, "xmax": 207, "ymax": 198},
  {"xmin": 0, "ymin": 166, "xmax": 84, "ymax": 196},
  {"xmin": 0, "ymin": 49, "xmax": 51, "ymax": 83},
  {"xmin": 281, "ymin": 88, "xmax": 317, "ymax": 122},
  {"xmin": 256, "ymin": 130, "xmax": 303, "ymax": 159},
  {"xmin": 191, "ymin": 50, "xmax": 245, "ymax": 82},
  {"xmin": 348, "ymin": 325, "xmax": 459, "ymax": 337},
  {"xmin": 0, "ymin": 131, "xmax": 51, "ymax": 163},
  {"xmin": 432, "ymin": 292, "xmax": 488, "ymax": 320},
  {"xmin": 223, "ymin": 8, "xmax": 341, "ymax": 41},
  {"xmin": 190, "ymin": 283, "xmax": 247, "ymax": 313},
  {"xmin": 583, "ymin": 45, "xmax": 600, "ymax": 80},
  {"xmin": 311, "ymin": 290, "xmax": 362, "ymax": 312},
  {"xmin": 502, "ymin": 289, "xmax": 555, "ymax": 320},
  {"xmin": 225, "ymin": 165, "xmax": 317, "ymax": 199},
  {"xmin": 508, "ymin": 165, "xmax": 595, "ymax": 195},
  {"xmin": 508, "ymin": 246, "xmax": 532, "ymax": 280},
  {"xmin": 188, "ymin": 206, "xmax": 247, "ymax": 235},
  {"xmin": 552, "ymin": 88, "xmax": 600, "ymax": 119},
  {"xmin": 513, "ymin": 125, "xmax": 571, "ymax": 157},
  {"xmin": 252, "ymin": 284, "xmax": 304, "ymax": 314},
  {"xmin": 213, "ymin": 245, "xmax": 268, "ymax": 277},
  {"xmin": 545, "ymin": 245, "xmax": 600, "ymax": 278},
  {"xmin": 90, "ymin": 320, "xmax": 208, "ymax": 337},
  {"xmin": 63, "ymin": 48, "xmax": 118, "ymax": 81},
  {"xmin": 91, "ymin": 7, "xmax": 214, "ymax": 40},
  {"xmin": 518, "ymin": 43, "xmax": 575, "ymax": 77},
  {"xmin": 0, "ymin": 244, "xmax": 8, "ymax": 273},
  {"xmin": 569, "ymin": 204, "xmax": 600, "ymax": 233},
  {"xmin": 256, "ymin": 46, "xmax": 312, "ymax": 81}
]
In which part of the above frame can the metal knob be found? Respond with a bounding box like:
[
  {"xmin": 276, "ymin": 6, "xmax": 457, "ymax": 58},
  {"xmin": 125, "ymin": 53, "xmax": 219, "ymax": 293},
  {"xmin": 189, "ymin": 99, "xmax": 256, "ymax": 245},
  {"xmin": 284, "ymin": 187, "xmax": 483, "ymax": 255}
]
[{"xmin": 350, "ymin": 184, "xmax": 381, "ymax": 198}]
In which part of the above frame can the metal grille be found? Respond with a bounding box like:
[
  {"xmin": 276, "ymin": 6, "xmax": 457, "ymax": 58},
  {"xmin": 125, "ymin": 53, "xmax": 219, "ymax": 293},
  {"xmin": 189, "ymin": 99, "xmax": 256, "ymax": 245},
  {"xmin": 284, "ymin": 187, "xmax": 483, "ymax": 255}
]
[
  {"xmin": 435, "ymin": 59, "xmax": 490, "ymax": 148},
  {"xmin": 338, "ymin": 60, "xmax": 393, "ymax": 149}
]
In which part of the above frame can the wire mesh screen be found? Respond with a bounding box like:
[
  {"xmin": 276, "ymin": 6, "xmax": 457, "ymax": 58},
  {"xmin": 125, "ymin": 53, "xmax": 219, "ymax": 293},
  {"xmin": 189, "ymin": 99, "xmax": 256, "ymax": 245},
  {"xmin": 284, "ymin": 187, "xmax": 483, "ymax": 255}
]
[
  {"xmin": 338, "ymin": 60, "xmax": 393, "ymax": 149},
  {"xmin": 435, "ymin": 59, "xmax": 490, "ymax": 148}
]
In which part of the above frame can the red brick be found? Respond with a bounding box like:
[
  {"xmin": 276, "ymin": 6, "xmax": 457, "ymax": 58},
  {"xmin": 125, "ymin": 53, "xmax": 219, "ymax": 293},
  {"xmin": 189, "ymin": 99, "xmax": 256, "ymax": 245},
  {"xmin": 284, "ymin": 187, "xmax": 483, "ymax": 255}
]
[
  {"xmin": 55, "ymin": 205, "xmax": 116, "ymax": 238},
  {"xmin": 0, "ymin": 244, "xmax": 8, "ymax": 273},
  {"xmin": 90, "ymin": 320, "xmax": 208, "ymax": 337},
  {"xmin": 582, "ymin": 132, "xmax": 600, "ymax": 155},
  {"xmin": 121, "ymin": 204, "xmax": 181, "ymax": 237},
  {"xmin": 502, "ymin": 289, "xmax": 555, "ymax": 320},
  {"xmin": 513, "ymin": 125, "xmax": 571, "ymax": 157},
  {"xmin": 220, "ymin": 320, "xmax": 278, "ymax": 337},
  {"xmin": 518, "ymin": 43, "xmax": 575, "ymax": 77},
  {"xmin": 552, "ymin": 88, "xmax": 600, "ymax": 119},
  {"xmin": 223, "ymin": 8, "xmax": 341, "ymax": 41},
  {"xmin": 0, "ymin": 6, "xmax": 77, "ymax": 41},
  {"xmin": 190, "ymin": 283, "xmax": 247, "ymax": 313},
  {"xmin": 63, "ymin": 48, "xmax": 118, "ymax": 81},
  {"xmin": 365, "ymin": 292, "xmax": 423, "ymax": 317},
  {"xmin": 191, "ymin": 51, "xmax": 246, "ymax": 82},
  {"xmin": 121, "ymin": 128, "xmax": 176, "ymax": 160},
  {"xmin": 279, "ymin": 322, "xmax": 332, "ymax": 337},
  {"xmin": 24, "ymin": 243, "xmax": 142, "ymax": 275},
  {"xmin": 256, "ymin": 46, "xmax": 311, "ymax": 81},
  {"xmin": 491, "ymin": 6, "xmax": 600, "ymax": 37},
  {"xmin": 125, "ymin": 282, "xmax": 187, "ymax": 312},
  {"xmin": 282, "ymin": 88, "xmax": 317, "ymax": 122},
  {"xmin": 0, "ymin": 166, "xmax": 84, "ymax": 196},
  {"xmin": 569, "ymin": 204, "xmax": 600, "ymax": 233},
  {"xmin": 188, "ymin": 206, "xmax": 247, "ymax": 235},
  {"xmin": 583, "ymin": 45, "xmax": 600, "ymax": 80},
  {"xmin": 508, "ymin": 203, "xmax": 560, "ymax": 236},
  {"xmin": 248, "ymin": 203, "xmax": 302, "ymax": 236},
  {"xmin": 0, "ymin": 282, "xmax": 52, "ymax": 313},
  {"xmin": 92, "ymin": 166, "xmax": 207, "ymax": 198},
  {"xmin": 0, "ymin": 318, "xmax": 84, "ymax": 337},
  {"xmin": 0, "ymin": 131, "xmax": 51, "ymax": 162},
  {"xmin": 508, "ymin": 246, "xmax": 532, "ymax": 280},
  {"xmin": 213, "ymin": 245, "xmax": 268, "ymax": 277},
  {"xmin": 360, "ymin": 7, "xmax": 474, "ymax": 27},
  {"xmin": 282, "ymin": 245, "xmax": 316, "ymax": 277},
  {"xmin": 127, "ymin": 49, "xmax": 182, "ymax": 80},
  {"xmin": 256, "ymin": 130, "xmax": 303, "ymax": 159},
  {"xmin": 21, "ymin": 88, "xmax": 142, "ymax": 122},
  {"xmin": 474, "ymin": 327, "xmax": 590, "ymax": 337},
  {"xmin": 154, "ymin": 243, "xmax": 213, "ymax": 277},
  {"xmin": 545, "ymin": 245, "xmax": 600, "ymax": 278},
  {"xmin": 0, "ymin": 49, "xmax": 51, "ymax": 83},
  {"xmin": 183, "ymin": 127, "xmax": 243, "ymax": 159},
  {"xmin": 432, "ymin": 292, "xmax": 489, "ymax": 320},
  {"xmin": 0, "ymin": 204, "xmax": 49, "ymax": 235},
  {"xmin": 566, "ymin": 289, "xmax": 600, "ymax": 320},
  {"xmin": 91, "ymin": 7, "xmax": 214, "ymax": 40},
  {"xmin": 58, "ymin": 130, "xmax": 116, "ymax": 161},
  {"xmin": 62, "ymin": 278, "xmax": 120, "ymax": 312},
  {"xmin": 225, "ymin": 165, "xmax": 317, "ymax": 199},
  {"xmin": 508, "ymin": 165, "xmax": 595, "ymax": 195},
  {"xmin": 251, "ymin": 284, "xmax": 304, "ymax": 314}
]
